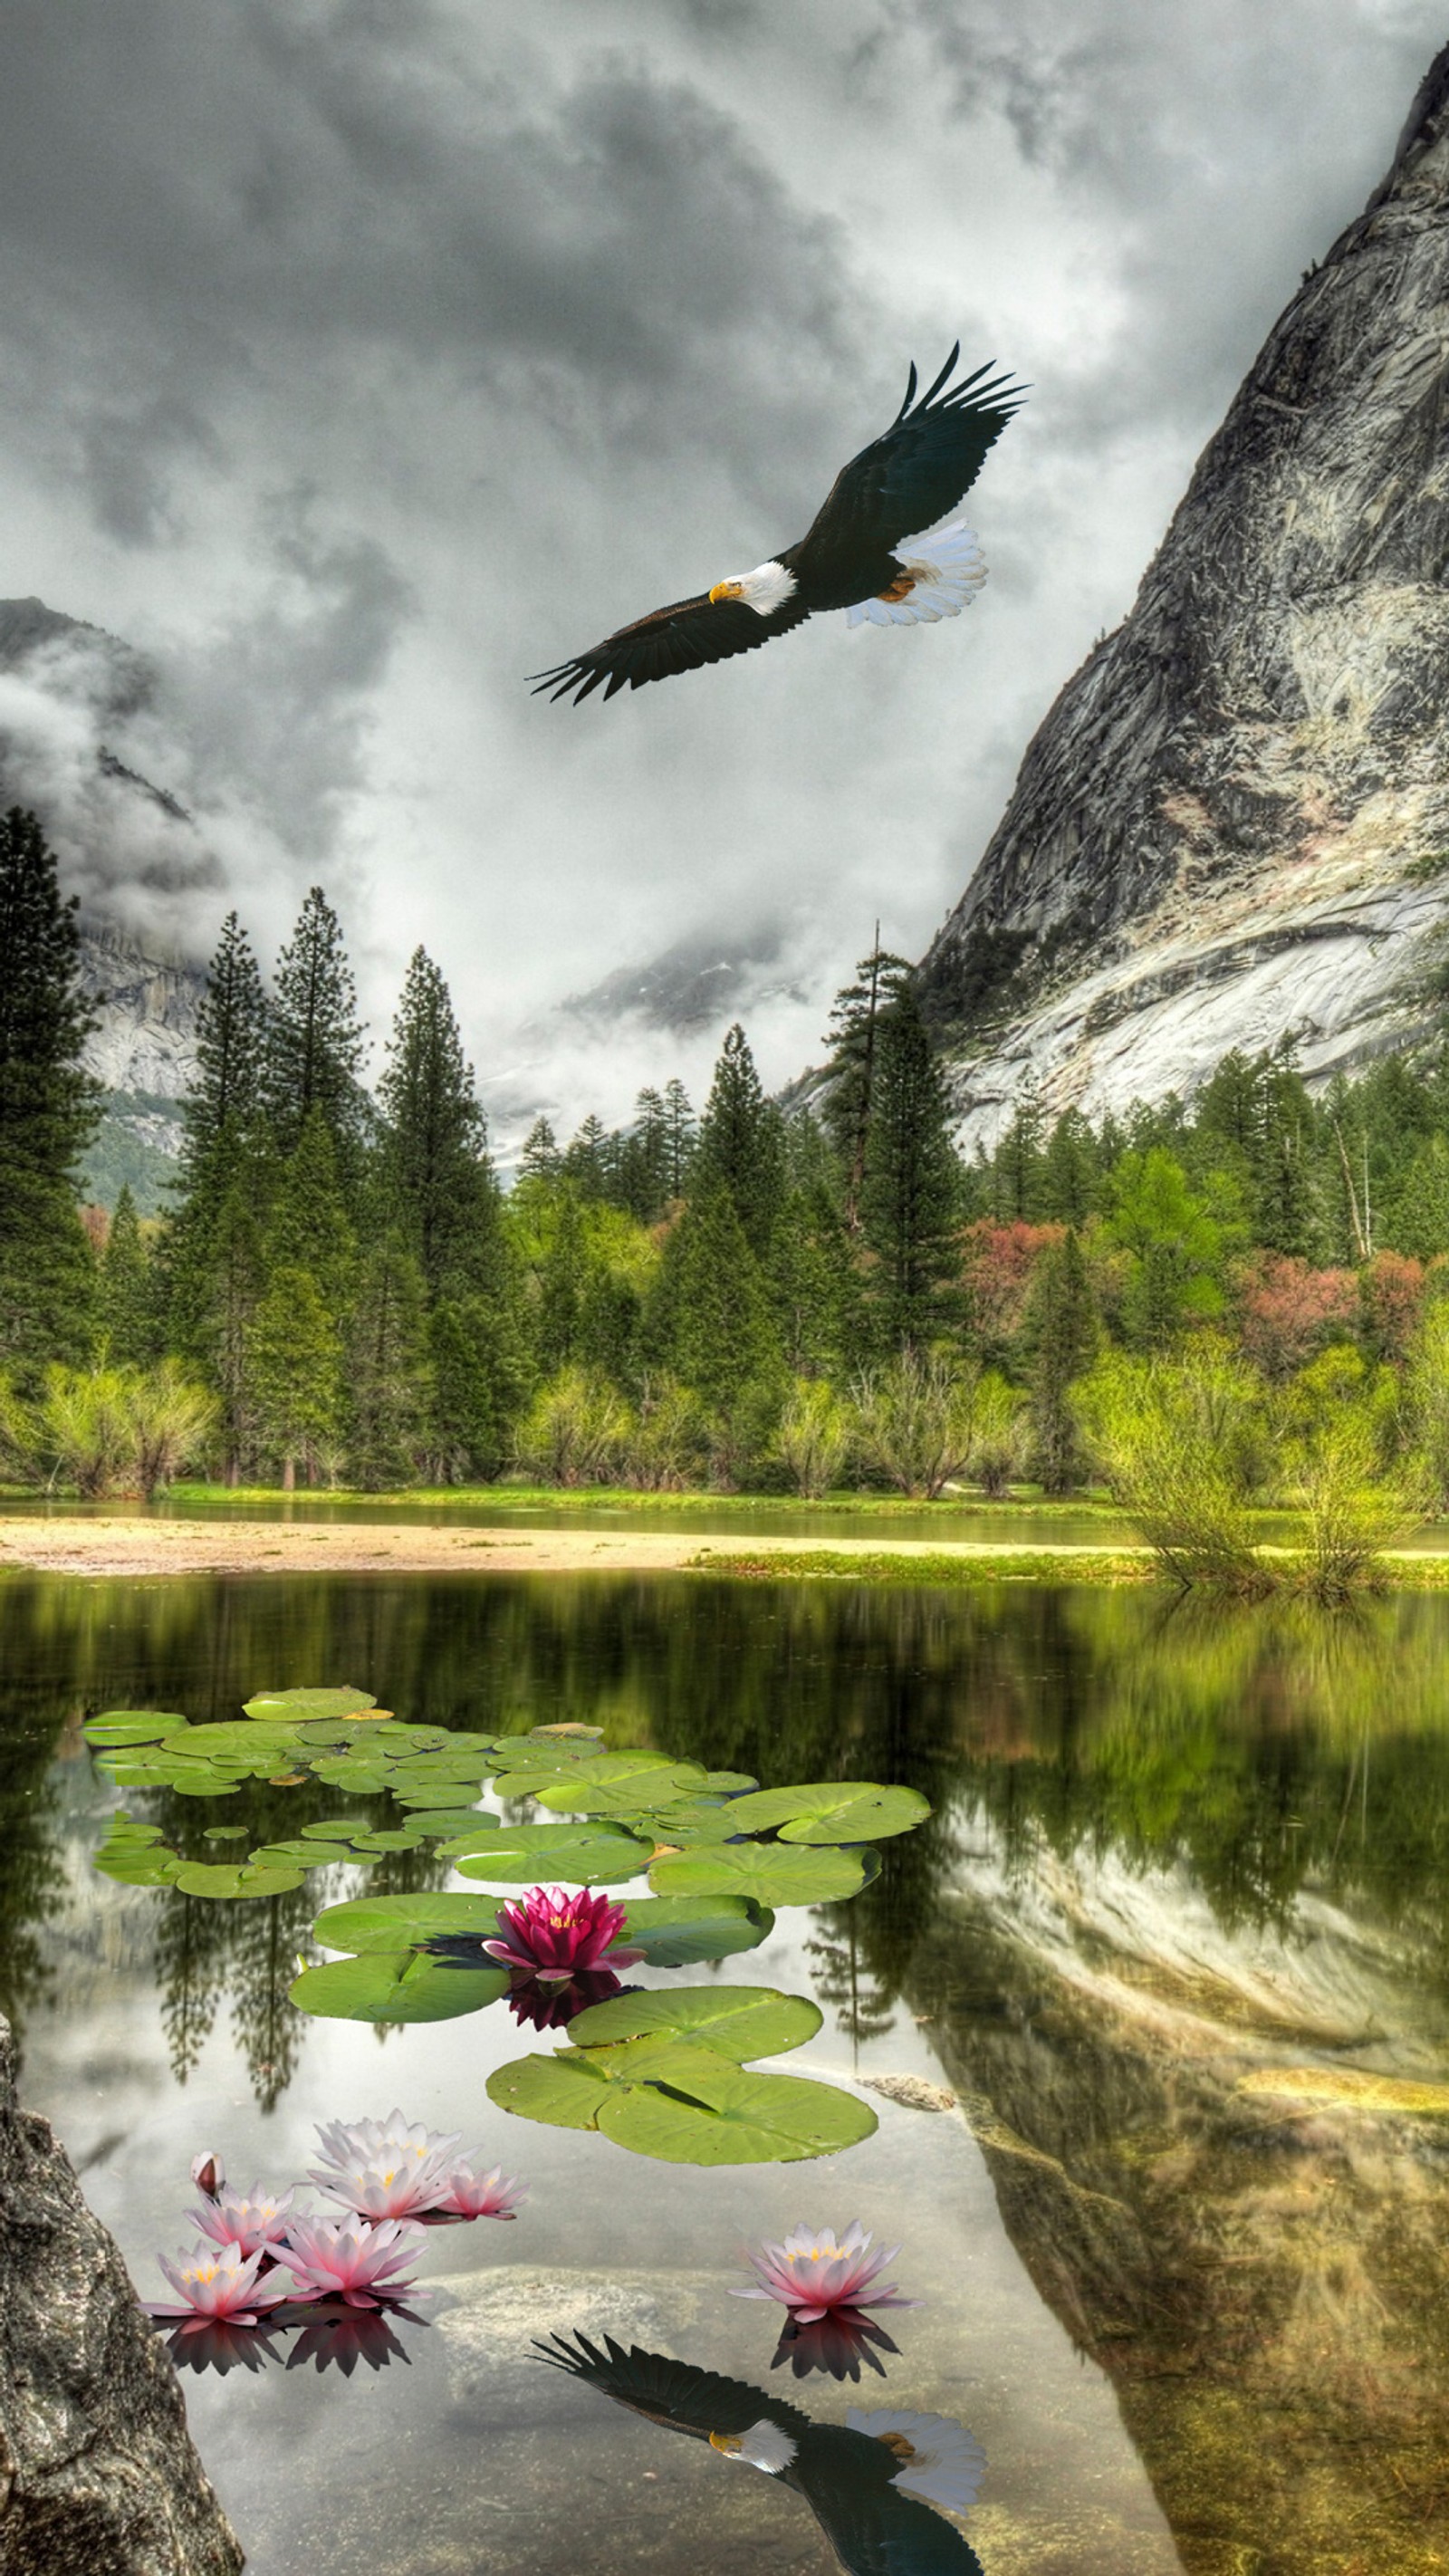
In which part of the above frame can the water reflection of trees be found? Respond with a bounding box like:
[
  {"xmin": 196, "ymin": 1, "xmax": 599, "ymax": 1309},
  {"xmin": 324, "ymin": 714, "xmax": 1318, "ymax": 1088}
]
[{"xmin": 7, "ymin": 1571, "xmax": 1449, "ymax": 2096}]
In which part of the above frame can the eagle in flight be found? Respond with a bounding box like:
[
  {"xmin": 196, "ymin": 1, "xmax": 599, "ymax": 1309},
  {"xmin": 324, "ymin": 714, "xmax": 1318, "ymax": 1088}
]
[
  {"xmin": 535, "ymin": 2329, "xmax": 988, "ymax": 2572},
  {"xmin": 530, "ymin": 346, "xmax": 1022, "ymax": 706}
]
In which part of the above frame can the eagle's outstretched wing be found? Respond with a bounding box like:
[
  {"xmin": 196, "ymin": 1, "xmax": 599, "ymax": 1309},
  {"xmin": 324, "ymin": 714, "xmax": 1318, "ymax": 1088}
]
[
  {"xmin": 800, "ymin": 347, "xmax": 1023, "ymax": 573},
  {"xmin": 801, "ymin": 2476, "xmax": 988, "ymax": 2576},
  {"xmin": 533, "ymin": 2331, "xmax": 810, "ymax": 2443},
  {"xmin": 529, "ymin": 588, "xmax": 811, "ymax": 706}
]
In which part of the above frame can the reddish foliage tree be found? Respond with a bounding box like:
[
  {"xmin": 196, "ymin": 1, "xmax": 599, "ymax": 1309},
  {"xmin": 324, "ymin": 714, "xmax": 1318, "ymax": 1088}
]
[
  {"xmin": 1359, "ymin": 1249, "xmax": 1426, "ymax": 1361},
  {"xmin": 1234, "ymin": 1254, "xmax": 1358, "ymax": 1381},
  {"xmin": 959, "ymin": 1220, "xmax": 1063, "ymax": 1358}
]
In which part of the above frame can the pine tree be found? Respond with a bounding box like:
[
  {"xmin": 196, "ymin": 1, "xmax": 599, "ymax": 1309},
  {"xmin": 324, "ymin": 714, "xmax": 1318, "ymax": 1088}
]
[
  {"xmin": 347, "ymin": 1235, "xmax": 432, "ymax": 1487},
  {"xmin": 0, "ymin": 807, "xmax": 99, "ymax": 1379},
  {"xmin": 646, "ymin": 1183, "xmax": 782, "ymax": 1410},
  {"xmin": 1024, "ymin": 1228, "xmax": 1098, "ymax": 1495},
  {"xmin": 99, "ymin": 1187, "xmax": 157, "ymax": 1365},
  {"xmin": 246, "ymin": 1264, "xmax": 344, "ymax": 1490},
  {"xmin": 377, "ymin": 947, "xmax": 501, "ymax": 1298},
  {"xmin": 427, "ymin": 1292, "xmax": 532, "ymax": 1479},
  {"xmin": 519, "ymin": 1115, "xmax": 562, "ymax": 1183},
  {"xmin": 265, "ymin": 1109, "xmax": 356, "ymax": 1312},
  {"xmin": 205, "ymin": 1177, "xmax": 267, "ymax": 1483},
  {"xmin": 179, "ymin": 912, "xmax": 268, "ymax": 1177},
  {"xmin": 695, "ymin": 1024, "xmax": 786, "ymax": 1258},
  {"xmin": 820, "ymin": 941, "xmax": 914, "ymax": 1229},
  {"xmin": 264, "ymin": 887, "xmax": 369, "ymax": 1168},
  {"xmin": 859, "ymin": 987, "xmax": 962, "ymax": 1348},
  {"xmin": 661, "ymin": 1079, "xmax": 696, "ymax": 1199},
  {"xmin": 770, "ymin": 1186, "xmax": 860, "ymax": 1377},
  {"xmin": 564, "ymin": 1112, "xmax": 609, "ymax": 1200},
  {"xmin": 534, "ymin": 1190, "xmax": 586, "ymax": 1375}
]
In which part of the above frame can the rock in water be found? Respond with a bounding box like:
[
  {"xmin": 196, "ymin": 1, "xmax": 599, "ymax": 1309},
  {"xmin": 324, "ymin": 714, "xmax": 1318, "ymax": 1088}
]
[
  {"xmin": 0, "ymin": 2015, "xmax": 243, "ymax": 2576},
  {"xmin": 920, "ymin": 43, "xmax": 1449, "ymax": 1146}
]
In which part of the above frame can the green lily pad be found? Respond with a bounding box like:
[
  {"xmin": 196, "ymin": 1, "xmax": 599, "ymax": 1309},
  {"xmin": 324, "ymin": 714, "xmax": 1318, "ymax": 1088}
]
[
  {"xmin": 648, "ymin": 1844, "xmax": 869, "ymax": 1905},
  {"xmin": 290, "ymin": 1949, "xmax": 507, "ymax": 2022},
  {"xmin": 615, "ymin": 1894, "xmax": 773, "ymax": 1966},
  {"xmin": 96, "ymin": 1756, "xmax": 185, "ymax": 1786},
  {"xmin": 448, "ymin": 1821, "xmax": 653, "ymax": 1884},
  {"xmin": 629, "ymin": 1801, "xmax": 742, "ymax": 1847},
  {"xmin": 244, "ymin": 1687, "xmax": 378, "ymax": 1720},
  {"xmin": 699, "ymin": 1772, "xmax": 759, "ymax": 1794},
  {"xmin": 594, "ymin": 2065, "xmax": 877, "ymax": 2165},
  {"xmin": 485, "ymin": 2050, "xmax": 614, "ymax": 2129},
  {"xmin": 397, "ymin": 1807, "xmax": 494, "ymax": 1832},
  {"xmin": 534, "ymin": 1759, "xmax": 709, "ymax": 1816},
  {"xmin": 567, "ymin": 1985, "xmax": 821, "ymax": 2061},
  {"xmin": 301, "ymin": 1817, "xmax": 374, "ymax": 1841},
  {"xmin": 719, "ymin": 1781, "xmax": 931, "ymax": 1844},
  {"xmin": 203, "ymin": 1825, "xmax": 251, "ymax": 1842},
  {"xmin": 172, "ymin": 1861, "xmax": 305, "ymax": 1898},
  {"xmin": 347, "ymin": 1829, "xmax": 427, "ymax": 1852},
  {"xmin": 248, "ymin": 1840, "xmax": 355, "ymax": 1868},
  {"xmin": 310, "ymin": 1764, "xmax": 391, "ymax": 1794},
  {"xmin": 83, "ymin": 1711, "xmax": 190, "ymax": 1745},
  {"xmin": 168, "ymin": 1776, "xmax": 243, "ymax": 1799},
  {"xmin": 313, "ymin": 1891, "xmax": 504, "ymax": 1954},
  {"xmin": 94, "ymin": 1845, "xmax": 184, "ymax": 1887}
]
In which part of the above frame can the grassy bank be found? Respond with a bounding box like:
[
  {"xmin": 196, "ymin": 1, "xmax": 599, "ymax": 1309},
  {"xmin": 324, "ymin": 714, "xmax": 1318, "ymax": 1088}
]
[{"xmin": 689, "ymin": 1547, "xmax": 1156, "ymax": 1586}]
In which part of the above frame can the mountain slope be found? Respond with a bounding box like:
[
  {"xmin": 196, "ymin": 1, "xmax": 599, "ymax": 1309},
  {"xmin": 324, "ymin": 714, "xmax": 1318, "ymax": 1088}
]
[{"xmin": 919, "ymin": 43, "xmax": 1449, "ymax": 1148}]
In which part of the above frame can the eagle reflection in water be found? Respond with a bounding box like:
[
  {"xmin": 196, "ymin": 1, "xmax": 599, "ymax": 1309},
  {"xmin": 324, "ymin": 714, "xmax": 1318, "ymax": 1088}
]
[{"xmin": 536, "ymin": 2329, "xmax": 987, "ymax": 2574}]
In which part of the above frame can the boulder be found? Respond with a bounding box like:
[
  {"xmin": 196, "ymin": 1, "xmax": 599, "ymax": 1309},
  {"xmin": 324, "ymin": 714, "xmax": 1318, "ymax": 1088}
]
[{"xmin": 0, "ymin": 2014, "xmax": 244, "ymax": 2575}]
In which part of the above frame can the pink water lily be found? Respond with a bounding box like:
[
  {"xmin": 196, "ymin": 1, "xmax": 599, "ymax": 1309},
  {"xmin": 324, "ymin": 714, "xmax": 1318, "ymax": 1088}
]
[
  {"xmin": 189, "ymin": 2150, "xmax": 224, "ymax": 2200},
  {"xmin": 437, "ymin": 2161, "xmax": 528, "ymax": 2220},
  {"xmin": 190, "ymin": 2184, "xmax": 296, "ymax": 2259},
  {"xmin": 732, "ymin": 2223, "xmax": 920, "ymax": 2323},
  {"xmin": 482, "ymin": 1887, "xmax": 643, "ymax": 1986},
  {"xmin": 150, "ymin": 2239, "xmax": 293, "ymax": 2332},
  {"xmin": 310, "ymin": 2110, "xmax": 462, "ymax": 2218},
  {"xmin": 273, "ymin": 2211, "xmax": 427, "ymax": 2309}
]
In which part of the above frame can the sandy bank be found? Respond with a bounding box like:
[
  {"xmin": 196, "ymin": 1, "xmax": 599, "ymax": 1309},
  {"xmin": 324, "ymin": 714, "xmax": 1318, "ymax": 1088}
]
[{"xmin": 0, "ymin": 1513, "xmax": 1146, "ymax": 1582}]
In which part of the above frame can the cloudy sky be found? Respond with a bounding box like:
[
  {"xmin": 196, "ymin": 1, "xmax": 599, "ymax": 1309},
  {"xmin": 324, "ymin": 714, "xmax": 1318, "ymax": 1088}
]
[{"xmin": 2, "ymin": 0, "xmax": 1444, "ymax": 1138}]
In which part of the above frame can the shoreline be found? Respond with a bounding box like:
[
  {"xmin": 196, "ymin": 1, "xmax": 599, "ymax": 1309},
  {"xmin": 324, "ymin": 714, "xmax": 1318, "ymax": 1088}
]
[{"xmin": 0, "ymin": 1511, "xmax": 1150, "ymax": 1583}]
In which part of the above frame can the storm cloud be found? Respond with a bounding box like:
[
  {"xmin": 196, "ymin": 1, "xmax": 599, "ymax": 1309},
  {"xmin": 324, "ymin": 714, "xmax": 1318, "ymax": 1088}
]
[{"xmin": 2, "ymin": 0, "xmax": 1443, "ymax": 1136}]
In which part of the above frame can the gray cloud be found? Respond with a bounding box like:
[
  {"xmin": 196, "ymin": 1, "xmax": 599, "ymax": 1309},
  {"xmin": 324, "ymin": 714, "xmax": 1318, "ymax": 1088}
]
[{"xmin": 2, "ymin": 0, "xmax": 1444, "ymax": 1130}]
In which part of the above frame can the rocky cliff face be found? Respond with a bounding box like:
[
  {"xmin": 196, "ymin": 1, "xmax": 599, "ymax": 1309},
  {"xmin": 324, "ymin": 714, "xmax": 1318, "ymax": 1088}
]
[
  {"xmin": 76, "ymin": 921, "xmax": 205, "ymax": 1101},
  {"xmin": 920, "ymin": 43, "xmax": 1449, "ymax": 1149}
]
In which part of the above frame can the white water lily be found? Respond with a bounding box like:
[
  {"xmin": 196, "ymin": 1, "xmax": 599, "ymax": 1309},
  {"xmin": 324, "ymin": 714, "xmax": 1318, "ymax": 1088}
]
[
  {"xmin": 844, "ymin": 2408, "xmax": 987, "ymax": 2514},
  {"xmin": 310, "ymin": 2110, "xmax": 462, "ymax": 2218}
]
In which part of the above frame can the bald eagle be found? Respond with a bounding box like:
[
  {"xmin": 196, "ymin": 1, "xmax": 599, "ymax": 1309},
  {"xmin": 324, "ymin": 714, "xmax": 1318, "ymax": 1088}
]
[
  {"xmin": 534, "ymin": 2331, "xmax": 987, "ymax": 2573},
  {"xmin": 530, "ymin": 347, "xmax": 1022, "ymax": 706}
]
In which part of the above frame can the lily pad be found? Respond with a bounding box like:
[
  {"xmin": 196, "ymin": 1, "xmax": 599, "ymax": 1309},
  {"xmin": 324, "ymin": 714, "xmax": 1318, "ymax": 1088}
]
[
  {"xmin": 347, "ymin": 1829, "xmax": 427, "ymax": 1853},
  {"xmin": 94, "ymin": 1845, "xmax": 184, "ymax": 1887},
  {"xmin": 247, "ymin": 1840, "xmax": 355, "ymax": 1868},
  {"xmin": 398, "ymin": 1807, "xmax": 494, "ymax": 1833},
  {"xmin": 203, "ymin": 1825, "xmax": 250, "ymax": 1842},
  {"xmin": 594, "ymin": 2066, "xmax": 877, "ymax": 2165},
  {"xmin": 290, "ymin": 1950, "xmax": 506, "ymax": 2023},
  {"xmin": 718, "ymin": 1781, "xmax": 931, "ymax": 1844},
  {"xmin": 168, "ymin": 1776, "xmax": 243, "ymax": 1800},
  {"xmin": 615, "ymin": 1894, "xmax": 773, "ymax": 1966},
  {"xmin": 648, "ymin": 1844, "xmax": 870, "ymax": 1905},
  {"xmin": 485, "ymin": 2050, "xmax": 614, "ymax": 2129},
  {"xmin": 313, "ymin": 1891, "xmax": 504, "ymax": 1954},
  {"xmin": 243, "ymin": 1687, "xmax": 378, "ymax": 1720},
  {"xmin": 172, "ymin": 1861, "xmax": 305, "ymax": 1898},
  {"xmin": 83, "ymin": 1711, "xmax": 190, "ymax": 1746},
  {"xmin": 447, "ymin": 1821, "xmax": 653, "ymax": 1884},
  {"xmin": 566, "ymin": 1985, "xmax": 821, "ymax": 2061},
  {"xmin": 534, "ymin": 1759, "xmax": 709, "ymax": 1816},
  {"xmin": 302, "ymin": 1817, "xmax": 376, "ymax": 1841}
]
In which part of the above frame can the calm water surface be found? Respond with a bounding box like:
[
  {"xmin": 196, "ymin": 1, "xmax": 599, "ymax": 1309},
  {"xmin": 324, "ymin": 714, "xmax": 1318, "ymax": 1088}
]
[{"xmin": 6, "ymin": 1569, "xmax": 1449, "ymax": 2574}]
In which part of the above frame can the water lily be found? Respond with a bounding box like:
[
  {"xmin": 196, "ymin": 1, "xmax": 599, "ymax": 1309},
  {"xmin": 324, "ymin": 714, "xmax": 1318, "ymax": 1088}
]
[
  {"xmin": 310, "ymin": 2110, "xmax": 462, "ymax": 2218},
  {"xmin": 503, "ymin": 1964, "xmax": 634, "ymax": 2030},
  {"xmin": 844, "ymin": 2408, "xmax": 987, "ymax": 2515},
  {"xmin": 150, "ymin": 2239, "xmax": 293, "ymax": 2332},
  {"xmin": 481, "ymin": 1886, "xmax": 643, "ymax": 1986},
  {"xmin": 189, "ymin": 2150, "xmax": 224, "ymax": 2200},
  {"xmin": 732, "ymin": 2223, "xmax": 919, "ymax": 2323},
  {"xmin": 437, "ymin": 2160, "xmax": 527, "ymax": 2220},
  {"xmin": 189, "ymin": 2184, "xmax": 296, "ymax": 2260},
  {"xmin": 273, "ymin": 2211, "xmax": 427, "ymax": 2309}
]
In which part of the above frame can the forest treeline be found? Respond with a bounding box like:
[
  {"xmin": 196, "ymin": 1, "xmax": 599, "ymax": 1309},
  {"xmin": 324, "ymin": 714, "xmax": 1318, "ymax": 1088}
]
[{"xmin": 6, "ymin": 799, "xmax": 1449, "ymax": 1523}]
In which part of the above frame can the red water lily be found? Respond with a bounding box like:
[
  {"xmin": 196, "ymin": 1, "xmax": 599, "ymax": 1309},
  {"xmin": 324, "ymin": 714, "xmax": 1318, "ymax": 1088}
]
[{"xmin": 482, "ymin": 1886, "xmax": 643, "ymax": 1987}]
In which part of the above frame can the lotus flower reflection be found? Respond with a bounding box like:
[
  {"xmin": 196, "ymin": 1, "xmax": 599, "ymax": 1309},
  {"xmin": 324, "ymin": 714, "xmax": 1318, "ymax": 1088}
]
[
  {"xmin": 482, "ymin": 1886, "xmax": 643, "ymax": 1985},
  {"xmin": 733, "ymin": 2224, "xmax": 919, "ymax": 2324},
  {"xmin": 274, "ymin": 2211, "xmax": 427, "ymax": 2309},
  {"xmin": 190, "ymin": 2184, "xmax": 296, "ymax": 2259},
  {"xmin": 150, "ymin": 2240, "xmax": 293, "ymax": 2332},
  {"xmin": 771, "ymin": 2306, "xmax": 902, "ymax": 2381}
]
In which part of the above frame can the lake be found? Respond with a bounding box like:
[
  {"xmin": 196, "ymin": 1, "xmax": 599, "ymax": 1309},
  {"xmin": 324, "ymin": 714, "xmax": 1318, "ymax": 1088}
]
[{"xmin": 6, "ymin": 1566, "xmax": 1449, "ymax": 2573}]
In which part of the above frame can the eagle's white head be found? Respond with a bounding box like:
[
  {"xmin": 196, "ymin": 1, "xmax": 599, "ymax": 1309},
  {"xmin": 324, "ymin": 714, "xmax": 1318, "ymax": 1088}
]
[
  {"xmin": 708, "ymin": 560, "xmax": 797, "ymax": 617},
  {"xmin": 709, "ymin": 2417, "xmax": 799, "ymax": 2475}
]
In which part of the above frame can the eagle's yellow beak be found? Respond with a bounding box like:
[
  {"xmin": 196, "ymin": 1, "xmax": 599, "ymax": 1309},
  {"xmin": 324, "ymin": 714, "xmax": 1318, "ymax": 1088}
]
[
  {"xmin": 709, "ymin": 2432, "xmax": 743, "ymax": 2455},
  {"xmin": 709, "ymin": 580, "xmax": 744, "ymax": 604}
]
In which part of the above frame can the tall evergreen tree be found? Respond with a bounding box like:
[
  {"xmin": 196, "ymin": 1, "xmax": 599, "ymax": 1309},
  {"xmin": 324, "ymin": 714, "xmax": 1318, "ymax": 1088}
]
[
  {"xmin": 427, "ymin": 1291, "xmax": 532, "ymax": 1479},
  {"xmin": 695, "ymin": 1024, "xmax": 785, "ymax": 1258},
  {"xmin": 0, "ymin": 807, "xmax": 99, "ymax": 1379},
  {"xmin": 377, "ymin": 947, "xmax": 500, "ymax": 1297},
  {"xmin": 264, "ymin": 887, "xmax": 368, "ymax": 1167},
  {"xmin": 245, "ymin": 1264, "xmax": 344, "ymax": 1491},
  {"xmin": 519, "ymin": 1115, "xmax": 562, "ymax": 1183},
  {"xmin": 646, "ymin": 1183, "xmax": 782, "ymax": 1410},
  {"xmin": 347, "ymin": 1236, "xmax": 432, "ymax": 1487},
  {"xmin": 859, "ymin": 987, "xmax": 962, "ymax": 1348},
  {"xmin": 99, "ymin": 1187, "xmax": 158, "ymax": 1365},
  {"xmin": 179, "ymin": 912, "xmax": 268, "ymax": 1177},
  {"xmin": 661, "ymin": 1079, "xmax": 696, "ymax": 1199},
  {"xmin": 820, "ymin": 942, "xmax": 913, "ymax": 1229},
  {"xmin": 265, "ymin": 1109, "xmax": 355, "ymax": 1311}
]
